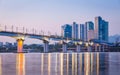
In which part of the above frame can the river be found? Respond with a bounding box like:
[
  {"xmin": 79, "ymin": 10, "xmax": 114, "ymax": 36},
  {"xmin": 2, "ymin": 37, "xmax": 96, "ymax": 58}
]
[{"xmin": 0, "ymin": 52, "xmax": 120, "ymax": 75}]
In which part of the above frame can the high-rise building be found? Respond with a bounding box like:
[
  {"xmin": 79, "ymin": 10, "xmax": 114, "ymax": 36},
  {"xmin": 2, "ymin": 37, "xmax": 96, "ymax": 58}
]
[
  {"xmin": 84, "ymin": 21, "xmax": 94, "ymax": 41},
  {"xmin": 61, "ymin": 24, "xmax": 72, "ymax": 38},
  {"xmin": 79, "ymin": 24, "xmax": 84, "ymax": 40},
  {"xmin": 72, "ymin": 22, "xmax": 78, "ymax": 39},
  {"xmin": 95, "ymin": 16, "xmax": 109, "ymax": 42},
  {"xmin": 88, "ymin": 30, "xmax": 95, "ymax": 41}
]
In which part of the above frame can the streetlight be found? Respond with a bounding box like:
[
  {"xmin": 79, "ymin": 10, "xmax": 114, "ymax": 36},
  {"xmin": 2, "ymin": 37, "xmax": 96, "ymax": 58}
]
[
  {"xmin": 23, "ymin": 27, "xmax": 25, "ymax": 33},
  {"xmin": 5, "ymin": 25, "xmax": 7, "ymax": 31},
  {"xmin": 48, "ymin": 31, "xmax": 51, "ymax": 36},
  {"xmin": 26, "ymin": 29, "xmax": 28, "ymax": 34},
  {"xmin": 85, "ymin": 42, "xmax": 89, "ymax": 47},
  {"xmin": 89, "ymin": 41, "xmax": 94, "ymax": 52},
  {"xmin": 66, "ymin": 39, "xmax": 70, "ymax": 44},
  {"xmin": 74, "ymin": 42, "xmax": 77, "ymax": 46},
  {"xmin": 89, "ymin": 41, "xmax": 94, "ymax": 46},
  {"xmin": 85, "ymin": 41, "xmax": 94, "ymax": 52},
  {"xmin": 11, "ymin": 25, "xmax": 14, "ymax": 32},
  {"xmin": 0, "ymin": 24, "xmax": 1, "ymax": 31},
  {"xmin": 78, "ymin": 40, "xmax": 83, "ymax": 45},
  {"xmin": 16, "ymin": 27, "xmax": 18, "ymax": 32},
  {"xmin": 41, "ymin": 30, "xmax": 44, "ymax": 36},
  {"xmin": 32, "ymin": 28, "xmax": 34, "ymax": 34}
]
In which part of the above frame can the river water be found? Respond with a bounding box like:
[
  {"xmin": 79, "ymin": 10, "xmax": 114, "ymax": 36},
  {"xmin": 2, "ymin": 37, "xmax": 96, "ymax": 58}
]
[{"xmin": 0, "ymin": 52, "xmax": 120, "ymax": 75}]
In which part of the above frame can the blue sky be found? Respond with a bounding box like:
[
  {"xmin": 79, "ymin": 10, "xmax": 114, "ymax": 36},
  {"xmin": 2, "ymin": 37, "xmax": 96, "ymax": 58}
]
[{"xmin": 0, "ymin": 0, "xmax": 120, "ymax": 44}]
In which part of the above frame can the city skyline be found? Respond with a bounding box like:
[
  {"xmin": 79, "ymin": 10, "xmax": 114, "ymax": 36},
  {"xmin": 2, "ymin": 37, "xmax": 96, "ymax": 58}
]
[
  {"xmin": 62, "ymin": 16, "xmax": 108, "ymax": 42},
  {"xmin": 0, "ymin": 16, "xmax": 114, "ymax": 44},
  {"xmin": 0, "ymin": 0, "xmax": 120, "ymax": 35},
  {"xmin": 0, "ymin": 0, "xmax": 120, "ymax": 44}
]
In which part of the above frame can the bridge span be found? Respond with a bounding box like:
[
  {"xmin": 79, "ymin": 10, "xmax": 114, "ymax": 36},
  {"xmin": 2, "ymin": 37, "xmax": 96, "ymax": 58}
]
[{"xmin": 0, "ymin": 25, "xmax": 109, "ymax": 53}]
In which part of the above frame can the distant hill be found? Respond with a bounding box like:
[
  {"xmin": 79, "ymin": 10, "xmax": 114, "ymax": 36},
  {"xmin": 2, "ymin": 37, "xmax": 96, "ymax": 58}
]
[{"xmin": 109, "ymin": 34, "xmax": 120, "ymax": 43}]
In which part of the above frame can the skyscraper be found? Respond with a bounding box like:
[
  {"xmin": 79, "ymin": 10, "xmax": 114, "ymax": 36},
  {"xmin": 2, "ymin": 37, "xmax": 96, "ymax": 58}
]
[
  {"xmin": 87, "ymin": 30, "xmax": 95, "ymax": 41},
  {"xmin": 95, "ymin": 16, "xmax": 109, "ymax": 42},
  {"xmin": 72, "ymin": 22, "xmax": 79, "ymax": 39},
  {"xmin": 61, "ymin": 24, "xmax": 72, "ymax": 38},
  {"xmin": 84, "ymin": 21, "xmax": 94, "ymax": 41},
  {"xmin": 79, "ymin": 24, "xmax": 84, "ymax": 41}
]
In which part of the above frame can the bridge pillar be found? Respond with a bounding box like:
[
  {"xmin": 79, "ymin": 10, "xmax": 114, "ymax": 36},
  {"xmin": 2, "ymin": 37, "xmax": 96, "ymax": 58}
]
[
  {"xmin": 17, "ymin": 38, "xmax": 24, "ymax": 53},
  {"xmin": 95, "ymin": 44, "xmax": 98, "ymax": 52},
  {"xmin": 62, "ymin": 41, "xmax": 67, "ymax": 53},
  {"xmin": 86, "ymin": 42, "xmax": 93, "ymax": 52},
  {"xmin": 102, "ymin": 45, "xmax": 105, "ymax": 52},
  {"xmin": 98, "ymin": 45, "xmax": 101, "ymax": 52},
  {"xmin": 76, "ymin": 44, "xmax": 81, "ymax": 52},
  {"xmin": 43, "ymin": 40, "xmax": 49, "ymax": 53},
  {"xmin": 88, "ymin": 46, "xmax": 92, "ymax": 52}
]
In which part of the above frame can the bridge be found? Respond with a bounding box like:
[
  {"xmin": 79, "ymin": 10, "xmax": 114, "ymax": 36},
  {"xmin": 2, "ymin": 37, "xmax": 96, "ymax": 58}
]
[{"xmin": 0, "ymin": 25, "xmax": 109, "ymax": 53}]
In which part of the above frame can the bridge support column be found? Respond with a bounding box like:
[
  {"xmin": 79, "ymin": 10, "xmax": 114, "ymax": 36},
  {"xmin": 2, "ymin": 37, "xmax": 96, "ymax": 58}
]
[
  {"xmin": 17, "ymin": 38, "xmax": 24, "ymax": 53},
  {"xmin": 43, "ymin": 40, "xmax": 49, "ymax": 53},
  {"xmin": 88, "ymin": 46, "xmax": 92, "ymax": 52},
  {"xmin": 95, "ymin": 44, "xmax": 98, "ymax": 52},
  {"xmin": 99, "ymin": 45, "xmax": 101, "ymax": 52},
  {"xmin": 102, "ymin": 45, "xmax": 105, "ymax": 52},
  {"xmin": 62, "ymin": 41, "xmax": 67, "ymax": 53},
  {"xmin": 76, "ymin": 44, "xmax": 81, "ymax": 52}
]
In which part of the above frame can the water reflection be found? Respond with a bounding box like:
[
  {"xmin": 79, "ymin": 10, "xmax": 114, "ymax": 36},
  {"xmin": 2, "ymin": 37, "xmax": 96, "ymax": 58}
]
[
  {"xmin": 97, "ymin": 53, "xmax": 99, "ymax": 75},
  {"xmin": 0, "ymin": 55, "xmax": 2, "ymax": 75},
  {"xmin": 16, "ymin": 53, "xmax": 25, "ymax": 75},
  {"xmin": 0, "ymin": 52, "xmax": 120, "ymax": 75}
]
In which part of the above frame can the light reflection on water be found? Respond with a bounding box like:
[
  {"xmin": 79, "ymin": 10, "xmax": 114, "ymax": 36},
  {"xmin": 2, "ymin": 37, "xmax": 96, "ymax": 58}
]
[
  {"xmin": 0, "ymin": 52, "xmax": 120, "ymax": 75},
  {"xmin": 16, "ymin": 53, "xmax": 25, "ymax": 75}
]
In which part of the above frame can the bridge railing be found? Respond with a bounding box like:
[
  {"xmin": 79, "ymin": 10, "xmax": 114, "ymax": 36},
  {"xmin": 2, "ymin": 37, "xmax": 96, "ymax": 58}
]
[
  {"xmin": 0, "ymin": 25, "xmax": 42, "ymax": 35},
  {"xmin": 0, "ymin": 25, "xmax": 81, "ymax": 40},
  {"xmin": 0, "ymin": 25, "xmax": 63, "ymax": 38}
]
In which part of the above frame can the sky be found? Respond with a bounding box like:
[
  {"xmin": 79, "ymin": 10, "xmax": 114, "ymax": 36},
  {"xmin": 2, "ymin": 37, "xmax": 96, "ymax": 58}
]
[{"xmin": 0, "ymin": 0, "xmax": 120, "ymax": 44}]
